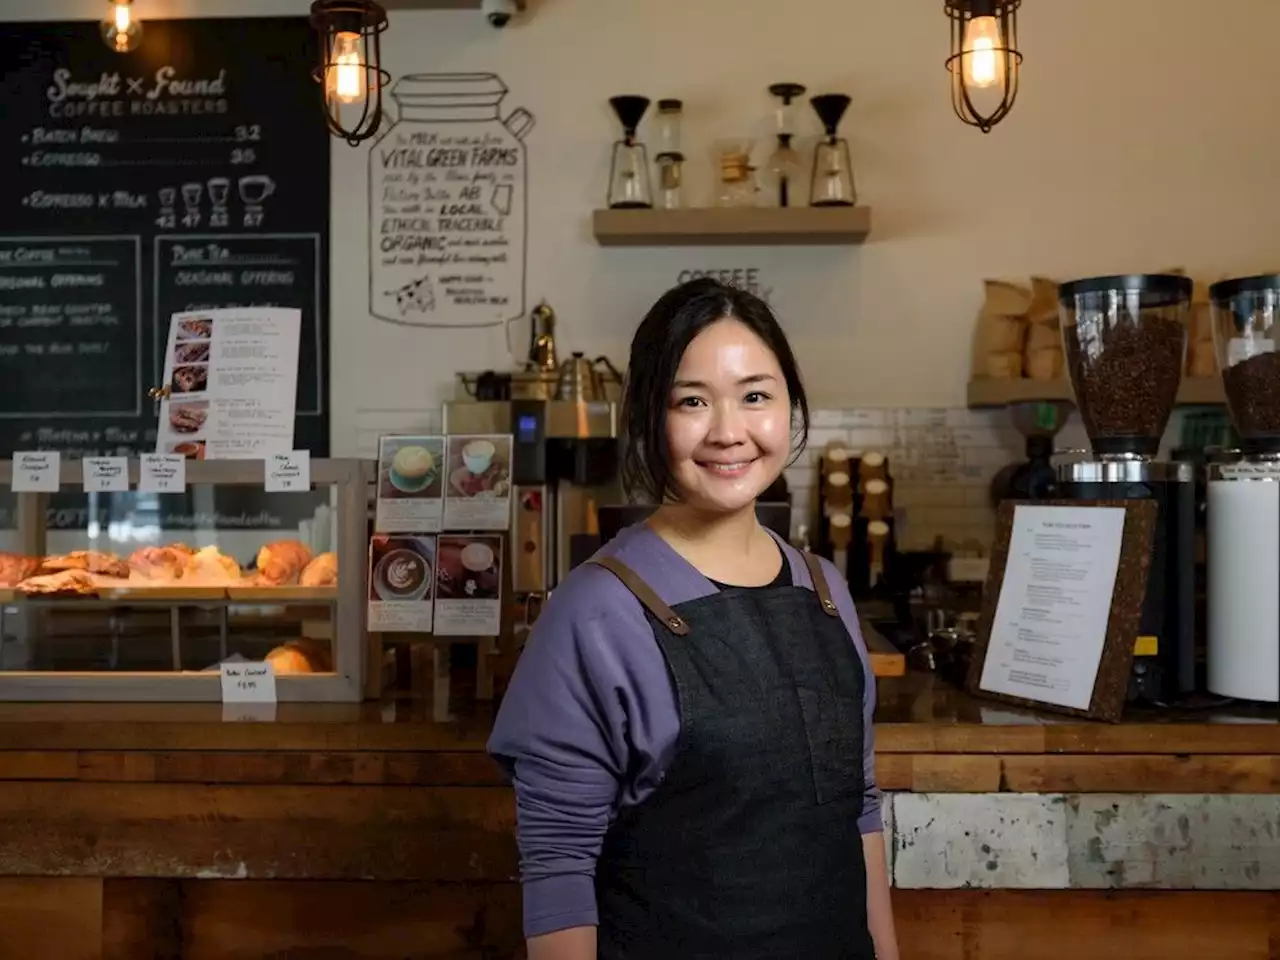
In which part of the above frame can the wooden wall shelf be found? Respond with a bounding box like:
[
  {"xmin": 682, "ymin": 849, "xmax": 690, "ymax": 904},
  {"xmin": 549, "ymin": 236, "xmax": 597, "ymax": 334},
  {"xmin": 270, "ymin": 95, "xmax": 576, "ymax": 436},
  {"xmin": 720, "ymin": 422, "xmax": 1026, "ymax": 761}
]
[
  {"xmin": 592, "ymin": 206, "xmax": 872, "ymax": 247},
  {"xmin": 966, "ymin": 377, "xmax": 1226, "ymax": 409}
]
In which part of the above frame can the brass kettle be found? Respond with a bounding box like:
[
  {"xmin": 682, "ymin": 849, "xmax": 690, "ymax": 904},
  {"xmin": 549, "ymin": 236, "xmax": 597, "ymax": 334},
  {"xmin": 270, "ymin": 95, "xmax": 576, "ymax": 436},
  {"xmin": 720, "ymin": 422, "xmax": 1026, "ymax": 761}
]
[{"xmin": 555, "ymin": 352, "xmax": 623, "ymax": 402}]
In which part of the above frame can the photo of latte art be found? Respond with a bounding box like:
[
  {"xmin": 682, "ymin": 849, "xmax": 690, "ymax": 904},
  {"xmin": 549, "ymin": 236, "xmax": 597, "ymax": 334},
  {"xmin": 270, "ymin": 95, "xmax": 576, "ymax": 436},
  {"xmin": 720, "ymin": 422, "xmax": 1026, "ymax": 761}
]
[{"xmin": 368, "ymin": 535, "xmax": 436, "ymax": 603}]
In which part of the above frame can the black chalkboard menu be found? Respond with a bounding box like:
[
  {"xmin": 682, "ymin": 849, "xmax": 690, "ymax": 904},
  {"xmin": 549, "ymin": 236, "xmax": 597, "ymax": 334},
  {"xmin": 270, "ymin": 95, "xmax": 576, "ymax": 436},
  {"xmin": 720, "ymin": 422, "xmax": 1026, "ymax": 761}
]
[{"xmin": 0, "ymin": 17, "xmax": 330, "ymax": 460}]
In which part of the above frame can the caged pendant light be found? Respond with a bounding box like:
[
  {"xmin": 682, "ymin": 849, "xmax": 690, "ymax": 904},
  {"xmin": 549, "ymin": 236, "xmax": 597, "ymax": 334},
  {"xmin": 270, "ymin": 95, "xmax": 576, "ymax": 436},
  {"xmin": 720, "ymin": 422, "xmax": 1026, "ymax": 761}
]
[
  {"xmin": 310, "ymin": 0, "xmax": 391, "ymax": 146},
  {"xmin": 944, "ymin": 0, "xmax": 1023, "ymax": 133}
]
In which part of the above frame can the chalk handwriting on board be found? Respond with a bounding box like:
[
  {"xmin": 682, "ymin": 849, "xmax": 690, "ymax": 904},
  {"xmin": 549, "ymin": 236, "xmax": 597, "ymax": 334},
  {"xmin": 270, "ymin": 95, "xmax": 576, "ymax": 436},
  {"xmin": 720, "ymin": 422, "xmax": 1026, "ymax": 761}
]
[{"xmin": 367, "ymin": 73, "xmax": 534, "ymax": 329}]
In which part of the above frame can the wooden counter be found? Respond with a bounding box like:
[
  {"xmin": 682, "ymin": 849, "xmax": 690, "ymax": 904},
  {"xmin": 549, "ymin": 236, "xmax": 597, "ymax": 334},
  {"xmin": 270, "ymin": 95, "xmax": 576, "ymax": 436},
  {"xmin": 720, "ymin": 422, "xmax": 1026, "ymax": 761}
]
[{"xmin": 1, "ymin": 673, "xmax": 1278, "ymax": 959}]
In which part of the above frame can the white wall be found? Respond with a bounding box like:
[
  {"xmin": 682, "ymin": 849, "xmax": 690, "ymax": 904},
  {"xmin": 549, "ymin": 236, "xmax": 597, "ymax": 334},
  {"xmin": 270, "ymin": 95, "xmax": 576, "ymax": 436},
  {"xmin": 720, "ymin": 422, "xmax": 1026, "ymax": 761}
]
[{"xmin": 5, "ymin": 0, "xmax": 1280, "ymax": 460}]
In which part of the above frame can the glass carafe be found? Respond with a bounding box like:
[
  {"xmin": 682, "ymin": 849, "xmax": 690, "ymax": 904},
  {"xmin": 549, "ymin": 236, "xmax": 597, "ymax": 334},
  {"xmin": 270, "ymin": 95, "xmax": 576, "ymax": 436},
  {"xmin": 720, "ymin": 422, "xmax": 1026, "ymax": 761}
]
[{"xmin": 654, "ymin": 98, "xmax": 684, "ymax": 210}]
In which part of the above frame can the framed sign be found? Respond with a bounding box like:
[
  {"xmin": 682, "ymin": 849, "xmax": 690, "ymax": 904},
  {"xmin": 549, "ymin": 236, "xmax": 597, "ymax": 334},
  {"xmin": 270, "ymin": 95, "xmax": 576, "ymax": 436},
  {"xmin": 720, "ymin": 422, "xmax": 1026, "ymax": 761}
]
[{"xmin": 966, "ymin": 499, "xmax": 1158, "ymax": 723}]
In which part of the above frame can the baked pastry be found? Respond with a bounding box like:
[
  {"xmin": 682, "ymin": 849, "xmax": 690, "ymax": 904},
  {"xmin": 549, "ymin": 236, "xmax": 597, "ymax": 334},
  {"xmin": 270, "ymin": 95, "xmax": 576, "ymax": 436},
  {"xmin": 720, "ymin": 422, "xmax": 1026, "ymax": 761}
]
[
  {"xmin": 0, "ymin": 553, "xmax": 40, "ymax": 587},
  {"xmin": 40, "ymin": 550, "xmax": 130, "ymax": 579},
  {"xmin": 299, "ymin": 552, "xmax": 337, "ymax": 588},
  {"xmin": 18, "ymin": 569, "xmax": 97, "ymax": 596},
  {"xmin": 129, "ymin": 544, "xmax": 195, "ymax": 581},
  {"xmin": 255, "ymin": 540, "xmax": 314, "ymax": 586},
  {"xmin": 265, "ymin": 638, "xmax": 333, "ymax": 675},
  {"xmin": 181, "ymin": 546, "xmax": 241, "ymax": 584}
]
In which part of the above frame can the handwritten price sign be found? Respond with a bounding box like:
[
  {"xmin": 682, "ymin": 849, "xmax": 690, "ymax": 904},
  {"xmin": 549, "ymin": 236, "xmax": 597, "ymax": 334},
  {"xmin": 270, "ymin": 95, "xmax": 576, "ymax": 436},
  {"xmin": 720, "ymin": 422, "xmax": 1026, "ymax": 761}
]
[{"xmin": 220, "ymin": 661, "xmax": 277, "ymax": 705}]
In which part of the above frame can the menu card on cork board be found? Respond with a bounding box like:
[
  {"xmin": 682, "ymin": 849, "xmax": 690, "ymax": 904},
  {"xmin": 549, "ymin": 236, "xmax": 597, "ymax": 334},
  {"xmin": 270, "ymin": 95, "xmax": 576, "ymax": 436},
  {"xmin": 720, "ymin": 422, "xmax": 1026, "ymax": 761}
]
[{"xmin": 966, "ymin": 499, "xmax": 1157, "ymax": 723}]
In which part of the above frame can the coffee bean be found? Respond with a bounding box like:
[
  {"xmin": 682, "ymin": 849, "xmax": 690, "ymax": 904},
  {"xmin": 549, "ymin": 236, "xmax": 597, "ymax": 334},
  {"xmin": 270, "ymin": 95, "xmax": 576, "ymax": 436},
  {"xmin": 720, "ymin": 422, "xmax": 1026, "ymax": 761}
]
[
  {"xmin": 1223, "ymin": 350, "xmax": 1280, "ymax": 441},
  {"xmin": 1064, "ymin": 314, "xmax": 1185, "ymax": 450}
]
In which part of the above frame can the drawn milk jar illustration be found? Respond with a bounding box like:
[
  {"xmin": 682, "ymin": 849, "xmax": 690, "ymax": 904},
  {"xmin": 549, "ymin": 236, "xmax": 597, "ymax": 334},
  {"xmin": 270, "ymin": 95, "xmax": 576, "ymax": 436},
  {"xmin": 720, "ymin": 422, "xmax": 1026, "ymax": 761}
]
[{"xmin": 368, "ymin": 73, "xmax": 535, "ymax": 328}]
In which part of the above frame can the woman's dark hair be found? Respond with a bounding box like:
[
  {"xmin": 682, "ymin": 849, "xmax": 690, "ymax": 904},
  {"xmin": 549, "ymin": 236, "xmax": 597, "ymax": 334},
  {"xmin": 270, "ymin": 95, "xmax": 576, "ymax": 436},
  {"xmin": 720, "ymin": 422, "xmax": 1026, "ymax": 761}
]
[{"xmin": 620, "ymin": 277, "xmax": 810, "ymax": 503}]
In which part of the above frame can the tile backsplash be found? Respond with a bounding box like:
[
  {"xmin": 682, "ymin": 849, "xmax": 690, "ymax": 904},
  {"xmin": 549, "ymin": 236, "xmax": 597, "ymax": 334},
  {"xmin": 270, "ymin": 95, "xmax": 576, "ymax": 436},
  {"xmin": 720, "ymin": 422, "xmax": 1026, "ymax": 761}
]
[{"xmin": 783, "ymin": 407, "xmax": 1195, "ymax": 554}]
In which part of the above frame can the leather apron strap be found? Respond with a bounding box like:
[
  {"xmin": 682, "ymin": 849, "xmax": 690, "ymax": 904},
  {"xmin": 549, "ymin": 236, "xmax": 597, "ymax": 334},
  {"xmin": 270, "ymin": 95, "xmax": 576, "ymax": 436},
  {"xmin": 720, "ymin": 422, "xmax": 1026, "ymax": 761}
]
[
  {"xmin": 800, "ymin": 551, "xmax": 840, "ymax": 618},
  {"xmin": 588, "ymin": 556, "xmax": 691, "ymax": 636}
]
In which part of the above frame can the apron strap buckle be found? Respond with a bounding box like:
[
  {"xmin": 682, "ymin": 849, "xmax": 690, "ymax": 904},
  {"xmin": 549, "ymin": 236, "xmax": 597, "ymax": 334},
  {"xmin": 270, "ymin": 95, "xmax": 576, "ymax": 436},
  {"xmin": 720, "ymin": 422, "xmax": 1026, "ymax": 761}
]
[
  {"xmin": 800, "ymin": 552, "xmax": 841, "ymax": 618},
  {"xmin": 588, "ymin": 556, "xmax": 692, "ymax": 636}
]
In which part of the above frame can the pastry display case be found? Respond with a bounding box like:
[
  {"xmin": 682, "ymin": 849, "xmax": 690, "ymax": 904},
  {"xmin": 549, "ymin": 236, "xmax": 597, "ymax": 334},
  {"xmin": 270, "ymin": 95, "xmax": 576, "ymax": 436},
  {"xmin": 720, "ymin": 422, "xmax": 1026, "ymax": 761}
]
[{"xmin": 0, "ymin": 459, "xmax": 370, "ymax": 702}]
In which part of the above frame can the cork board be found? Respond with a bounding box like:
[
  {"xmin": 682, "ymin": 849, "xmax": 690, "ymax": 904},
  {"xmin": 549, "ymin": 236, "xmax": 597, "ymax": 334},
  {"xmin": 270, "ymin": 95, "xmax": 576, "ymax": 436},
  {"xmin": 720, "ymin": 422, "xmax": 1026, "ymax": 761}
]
[{"xmin": 965, "ymin": 499, "xmax": 1158, "ymax": 723}]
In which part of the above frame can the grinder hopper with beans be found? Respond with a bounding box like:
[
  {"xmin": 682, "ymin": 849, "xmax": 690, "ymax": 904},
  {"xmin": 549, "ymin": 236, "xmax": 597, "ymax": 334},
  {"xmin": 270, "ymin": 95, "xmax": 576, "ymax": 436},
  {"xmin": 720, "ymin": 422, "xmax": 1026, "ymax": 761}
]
[
  {"xmin": 1204, "ymin": 274, "xmax": 1280, "ymax": 705},
  {"xmin": 1053, "ymin": 273, "xmax": 1199, "ymax": 707}
]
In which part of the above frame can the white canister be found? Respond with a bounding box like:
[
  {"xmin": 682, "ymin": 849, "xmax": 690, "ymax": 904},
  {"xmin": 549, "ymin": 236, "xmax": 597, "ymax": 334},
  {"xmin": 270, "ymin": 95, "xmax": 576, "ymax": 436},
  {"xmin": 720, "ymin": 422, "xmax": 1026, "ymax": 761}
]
[{"xmin": 1207, "ymin": 469, "xmax": 1280, "ymax": 703}]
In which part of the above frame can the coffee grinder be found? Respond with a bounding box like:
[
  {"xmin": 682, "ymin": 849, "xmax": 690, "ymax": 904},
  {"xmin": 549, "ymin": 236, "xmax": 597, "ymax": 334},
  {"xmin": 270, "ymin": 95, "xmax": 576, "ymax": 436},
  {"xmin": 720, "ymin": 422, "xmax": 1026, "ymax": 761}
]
[
  {"xmin": 1054, "ymin": 274, "xmax": 1198, "ymax": 704},
  {"xmin": 1206, "ymin": 274, "xmax": 1280, "ymax": 703},
  {"xmin": 988, "ymin": 400, "xmax": 1072, "ymax": 506}
]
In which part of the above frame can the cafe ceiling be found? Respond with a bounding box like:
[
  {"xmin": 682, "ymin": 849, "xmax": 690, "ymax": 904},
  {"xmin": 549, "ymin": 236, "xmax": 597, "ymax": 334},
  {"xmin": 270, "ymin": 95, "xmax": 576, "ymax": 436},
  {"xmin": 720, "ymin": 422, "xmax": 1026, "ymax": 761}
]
[{"xmin": 380, "ymin": 0, "xmax": 527, "ymax": 9}]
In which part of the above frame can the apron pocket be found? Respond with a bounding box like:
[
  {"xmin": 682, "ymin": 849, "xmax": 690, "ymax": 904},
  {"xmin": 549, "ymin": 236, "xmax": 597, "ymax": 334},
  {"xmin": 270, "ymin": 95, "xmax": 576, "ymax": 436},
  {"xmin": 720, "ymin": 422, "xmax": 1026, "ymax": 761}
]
[{"xmin": 795, "ymin": 685, "xmax": 865, "ymax": 806}]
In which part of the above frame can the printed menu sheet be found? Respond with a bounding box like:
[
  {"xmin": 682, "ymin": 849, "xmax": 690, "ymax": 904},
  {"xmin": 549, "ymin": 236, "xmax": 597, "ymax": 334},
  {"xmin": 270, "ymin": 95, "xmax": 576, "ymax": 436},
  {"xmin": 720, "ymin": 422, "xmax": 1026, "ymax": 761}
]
[
  {"xmin": 978, "ymin": 505, "xmax": 1126, "ymax": 711},
  {"xmin": 155, "ymin": 307, "xmax": 300, "ymax": 460}
]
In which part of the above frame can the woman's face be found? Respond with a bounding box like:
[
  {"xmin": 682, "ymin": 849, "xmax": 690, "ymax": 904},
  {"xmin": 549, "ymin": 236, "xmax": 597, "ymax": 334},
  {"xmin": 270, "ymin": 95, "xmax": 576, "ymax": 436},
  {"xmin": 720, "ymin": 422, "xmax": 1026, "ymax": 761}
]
[{"xmin": 665, "ymin": 318, "xmax": 792, "ymax": 513}]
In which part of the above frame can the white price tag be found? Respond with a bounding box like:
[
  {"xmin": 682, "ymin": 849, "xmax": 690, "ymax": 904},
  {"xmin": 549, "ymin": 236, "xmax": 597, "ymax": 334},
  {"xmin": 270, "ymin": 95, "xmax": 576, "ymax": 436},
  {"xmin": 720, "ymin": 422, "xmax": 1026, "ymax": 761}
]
[
  {"xmin": 265, "ymin": 451, "xmax": 310, "ymax": 492},
  {"xmin": 139, "ymin": 454, "xmax": 187, "ymax": 494},
  {"xmin": 83, "ymin": 456, "xmax": 130, "ymax": 492},
  {"xmin": 11, "ymin": 451, "xmax": 61, "ymax": 493},
  {"xmin": 220, "ymin": 661, "xmax": 278, "ymax": 704}
]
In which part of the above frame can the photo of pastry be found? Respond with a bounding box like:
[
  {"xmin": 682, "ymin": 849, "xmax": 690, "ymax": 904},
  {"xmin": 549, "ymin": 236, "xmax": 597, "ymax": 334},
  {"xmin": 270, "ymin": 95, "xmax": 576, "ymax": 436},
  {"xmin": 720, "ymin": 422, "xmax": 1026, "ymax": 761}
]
[
  {"xmin": 168, "ymin": 441, "xmax": 206, "ymax": 460},
  {"xmin": 171, "ymin": 364, "xmax": 208, "ymax": 395},
  {"xmin": 435, "ymin": 535, "xmax": 501, "ymax": 601},
  {"xmin": 379, "ymin": 436, "xmax": 444, "ymax": 500},
  {"xmin": 169, "ymin": 401, "xmax": 208, "ymax": 435},
  {"xmin": 174, "ymin": 339, "xmax": 211, "ymax": 364},
  {"xmin": 369, "ymin": 536, "xmax": 436, "ymax": 602},
  {"xmin": 176, "ymin": 317, "xmax": 213, "ymax": 340},
  {"xmin": 445, "ymin": 434, "xmax": 512, "ymax": 500}
]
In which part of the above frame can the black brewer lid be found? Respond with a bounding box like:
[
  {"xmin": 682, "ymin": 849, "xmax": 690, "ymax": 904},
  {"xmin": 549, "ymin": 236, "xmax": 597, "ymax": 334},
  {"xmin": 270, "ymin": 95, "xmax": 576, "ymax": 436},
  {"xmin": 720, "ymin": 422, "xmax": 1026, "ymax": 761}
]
[
  {"xmin": 1057, "ymin": 273, "xmax": 1192, "ymax": 307},
  {"xmin": 1208, "ymin": 274, "xmax": 1280, "ymax": 302},
  {"xmin": 657, "ymin": 98, "xmax": 683, "ymax": 111}
]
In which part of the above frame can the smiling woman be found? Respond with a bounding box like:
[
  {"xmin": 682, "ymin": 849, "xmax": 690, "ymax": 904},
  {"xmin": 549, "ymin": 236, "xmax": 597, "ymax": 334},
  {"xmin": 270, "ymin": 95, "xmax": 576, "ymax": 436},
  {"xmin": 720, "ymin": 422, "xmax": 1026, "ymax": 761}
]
[
  {"xmin": 620, "ymin": 277, "xmax": 808, "ymax": 516},
  {"xmin": 488, "ymin": 278, "xmax": 899, "ymax": 960}
]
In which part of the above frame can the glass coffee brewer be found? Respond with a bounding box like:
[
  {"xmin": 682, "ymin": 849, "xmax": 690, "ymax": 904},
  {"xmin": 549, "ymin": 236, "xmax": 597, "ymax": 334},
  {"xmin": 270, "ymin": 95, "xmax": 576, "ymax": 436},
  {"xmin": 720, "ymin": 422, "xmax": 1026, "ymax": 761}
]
[
  {"xmin": 606, "ymin": 95, "xmax": 653, "ymax": 209},
  {"xmin": 1055, "ymin": 273, "xmax": 1198, "ymax": 704},
  {"xmin": 809, "ymin": 93, "xmax": 856, "ymax": 206},
  {"xmin": 1206, "ymin": 274, "xmax": 1280, "ymax": 703}
]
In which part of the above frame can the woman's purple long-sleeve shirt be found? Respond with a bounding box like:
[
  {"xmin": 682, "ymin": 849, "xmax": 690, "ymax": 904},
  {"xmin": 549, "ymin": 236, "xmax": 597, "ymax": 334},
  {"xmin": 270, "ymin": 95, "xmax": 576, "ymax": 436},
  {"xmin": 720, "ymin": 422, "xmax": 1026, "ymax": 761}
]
[{"xmin": 487, "ymin": 524, "xmax": 882, "ymax": 938}]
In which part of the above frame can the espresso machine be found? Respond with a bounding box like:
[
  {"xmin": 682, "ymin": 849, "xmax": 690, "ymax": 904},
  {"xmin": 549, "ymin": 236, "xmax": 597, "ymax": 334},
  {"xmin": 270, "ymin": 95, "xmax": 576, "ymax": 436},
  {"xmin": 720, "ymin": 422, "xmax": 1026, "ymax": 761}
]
[
  {"xmin": 446, "ymin": 301, "xmax": 623, "ymax": 599},
  {"xmin": 1054, "ymin": 274, "xmax": 1198, "ymax": 704},
  {"xmin": 1206, "ymin": 274, "xmax": 1280, "ymax": 703}
]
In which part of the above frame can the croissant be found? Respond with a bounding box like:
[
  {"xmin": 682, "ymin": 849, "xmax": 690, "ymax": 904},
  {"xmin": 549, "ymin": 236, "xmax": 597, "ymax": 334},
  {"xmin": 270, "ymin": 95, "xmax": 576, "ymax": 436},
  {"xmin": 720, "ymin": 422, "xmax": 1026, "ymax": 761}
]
[
  {"xmin": 129, "ymin": 544, "xmax": 195, "ymax": 581},
  {"xmin": 255, "ymin": 540, "xmax": 314, "ymax": 586},
  {"xmin": 18, "ymin": 570, "xmax": 97, "ymax": 596},
  {"xmin": 0, "ymin": 553, "xmax": 40, "ymax": 588},
  {"xmin": 299, "ymin": 552, "xmax": 337, "ymax": 588},
  {"xmin": 41, "ymin": 550, "xmax": 129, "ymax": 579},
  {"xmin": 182, "ymin": 546, "xmax": 242, "ymax": 584}
]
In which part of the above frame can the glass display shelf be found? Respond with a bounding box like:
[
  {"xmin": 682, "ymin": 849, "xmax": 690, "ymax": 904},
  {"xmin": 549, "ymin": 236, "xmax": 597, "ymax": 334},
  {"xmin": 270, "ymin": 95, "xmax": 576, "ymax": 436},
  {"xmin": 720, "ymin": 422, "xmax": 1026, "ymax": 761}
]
[{"xmin": 0, "ymin": 458, "xmax": 370, "ymax": 702}]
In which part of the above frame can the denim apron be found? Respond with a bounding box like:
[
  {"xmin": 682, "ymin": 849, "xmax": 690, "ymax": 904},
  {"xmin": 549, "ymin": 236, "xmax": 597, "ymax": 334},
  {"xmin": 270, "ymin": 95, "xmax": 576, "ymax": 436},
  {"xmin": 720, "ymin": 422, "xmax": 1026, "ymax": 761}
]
[{"xmin": 589, "ymin": 550, "xmax": 875, "ymax": 959}]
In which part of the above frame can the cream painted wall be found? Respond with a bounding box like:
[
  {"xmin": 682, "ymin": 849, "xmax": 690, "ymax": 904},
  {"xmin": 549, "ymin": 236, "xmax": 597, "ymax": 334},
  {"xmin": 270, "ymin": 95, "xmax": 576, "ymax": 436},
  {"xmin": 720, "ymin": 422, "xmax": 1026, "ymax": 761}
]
[{"xmin": 4, "ymin": 0, "xmax": 1280, "ymax": 458}]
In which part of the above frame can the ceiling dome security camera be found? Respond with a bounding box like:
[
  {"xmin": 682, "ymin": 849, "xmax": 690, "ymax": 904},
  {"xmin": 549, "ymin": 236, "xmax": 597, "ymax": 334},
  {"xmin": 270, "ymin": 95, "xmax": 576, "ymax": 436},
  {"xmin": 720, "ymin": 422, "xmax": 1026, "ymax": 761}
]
[{"xmin": 481, "ymin": 0, "xmax": 516, "ymax": 28}]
